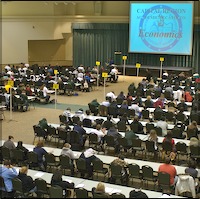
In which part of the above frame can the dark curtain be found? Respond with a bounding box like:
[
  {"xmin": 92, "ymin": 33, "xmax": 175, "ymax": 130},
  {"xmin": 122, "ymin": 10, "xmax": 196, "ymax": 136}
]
[{"xmin": 73, "ymin": 23, "xmax": 200, "ymax": 73}]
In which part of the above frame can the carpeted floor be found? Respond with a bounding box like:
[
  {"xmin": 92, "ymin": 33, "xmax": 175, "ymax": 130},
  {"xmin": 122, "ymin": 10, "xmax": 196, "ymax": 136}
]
[{"xmin": 1, "ymin": 75, "xmax": 144, "ymax": 144}]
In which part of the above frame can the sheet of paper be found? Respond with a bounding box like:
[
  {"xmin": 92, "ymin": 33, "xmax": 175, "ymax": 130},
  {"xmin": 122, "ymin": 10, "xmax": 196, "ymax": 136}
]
[
  {"xmin": 75, "ymin": 184, "xmax": 84, "ymax": 188},
  {"xmin": 34, "ymin": 172, "xmax": 44, "ymax": 177},
  {"xmin": 105, "ymin": 187, "xmax": 113, "ymax": 193}
]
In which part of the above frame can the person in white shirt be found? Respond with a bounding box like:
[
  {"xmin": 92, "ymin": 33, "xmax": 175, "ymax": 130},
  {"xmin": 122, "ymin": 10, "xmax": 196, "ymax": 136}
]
[
  {"xmin": 5, "ymin": 64, "xmax": 11, "ymax": 71},
  {"xmin": 110, "ymin": 66, "xmax": 118, "ymax": 82},
  {"xmin": 74, "ymin": 108, "xmax": 85, "ymax": 122},
  {"xmin": 130, "ymin": 102, "xmax": 141, "ymax": 117},
  {"xmin": 106, "ymin": 91, "xmax": 117, "ymax": 102},
  {"xmin": 157, "ymin": 116, "xmax": 168, "ymax": 136},
  {"xmin": 90, "ymin": 124, "xmax": 105, "ymax": 143},
  {"xmin": 41, "ymin": 84, "xmax": 50, "ymax": 102},
  {"xmin": 63, "ymin": 107, "xmax": 72, "ymax": 123}
]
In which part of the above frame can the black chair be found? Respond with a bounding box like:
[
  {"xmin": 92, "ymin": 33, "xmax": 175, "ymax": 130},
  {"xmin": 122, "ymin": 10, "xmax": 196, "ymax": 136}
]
[
  {"xmin": 69, "ymin": 130, "xmax": 81, "ymax": 151},
  {"xmin": 49, "ymin": 185, "xmax": 63, "ymax": 198},
  {"xmin": 153, "ymin": 126, "xmax": 162, "ymax": 136},
  {"xmin": 92, "ymin": 158, "xmax": 108, "ymax": 181},
  {"xmin": 75, "ymin": 158, "xmax": 87, "ymax": 178},
  {"xmin": 99, "ymin": 105, "xmax": 108, "ymax": 117},
  {"xmin": 110, "ymin": 163, "xmax": 127, "ymax": 185},
  {"xmin": 116, "ymin": 98, "xmax": 124, "ymax": 105},
  {"xmin": 59, "ymin": 155, "xmax": 74, "ymax": 176},
  {"xmin": 0, "ymin": 176, "xmax": 8, "ymax": 198},
  {"xmin": 82, "ymin": 118, "xmax": 92, "ymax": 128},
  {"xmin": 1, "ymin": 146, "xmax": 11, "ymax": 160},
  {"xmin": 175, "ymin": 142, "xmax": 188, "ymax": 164},
  {"xmin": 33, "ymin": 125, "xmax": 46, "ymax": 144},
  {"xmin": 141, "ymin": 165, "xmax": 157, "ymax": 189},
  {"xmin": 47, "ymin": 126, "xmax": 59, "ymax": 145},
  {"xmin": 88, "ymin": 133, "xmax": 99, "ymax": 150},
  {"xmin": 72, "ymin": 116, "xmax": 80, "ymax": 125},
  {"xmin": 141, "ymin": 109, "xmax": 150, "ymax": 120},
  {"xmin": 186, "ymin": 128, "xmax": 198, "ymax": 140},
  {"xmin": 12, "ymin": 178, "xmax": 31, "ymax": 198},
  {"xmin": 176, "ymin": 112, "xmax": 186, "ymax": 123},
  {"xmin": 127, "ymin": 109, "xmax": 135, "ymax": 119},
  {"xmin": 44, "ymin": 153, "xmax": 59, "ymax": 172},
  {"xmin": 111, "ymin": 192, "xmax": 126, "ymax": 198},
  {"xmin": 171, "ymin": 127, "xmax": 183, "ymax": 139},
  {"xmin": 157, "ymin": 172, "xmax": 172, "ymax": 193},
  {"xmin": 128, "ymin": 163, "xmax": 142, "ymax": 187},
  {"xmin": 65, "ymin": 83, "xmax": 74, "ymax": 96},
  {"xmin": 145, "ymin": 123, "xmax": 154, "ymax": 134},
  {"xmin": 108, "ymin": 106, "xmax": 118, "ymax": 118},
  {"xmin": 104, "ymin": 135, "xmax": 116, "ymax": 154},
  {"xmin": 27, "ymin": 151, "xmax": 40, "ymax": 170},
  {"xmin": 74, "ymin": 188, "xmax": 90, "ymax": 198},
  {"xmin": 165, "ymin": 112, "xmax": 175, "ymax": 123},
  {"xmin": 35, "ymin": 178, "xmax": 49, "ymax": 198},
  {"xmin": 118, "ymin": 107, "xmax": 127, "ymax": 117},
  {"xmin": 131, "ymin": 138, "xmax": 145, "ymax": 159},
  {"xmin": 59, "ymin": 115, "xmax": 67, "ymax": 126},
  {"xmin": 11, "ymin": 148, "xmax": 26, "ymax": 166},
  {"xmin": 117, "ymin": 120, "xmax": 127, "ymax": 132},
  {"xmin": 189, "ymin": 145, "xmax": 200, "ymax": 162},
  {"xmin": 57, "ymin": 127, "xmax": 69, "ymax": 147},
  {"xmin": 154, "ymin": 111, "xmax": 165, "ymax": 121},
  {"xmin": 145, "ymin": 140, "xmax": 158, "ymax": 161},
  {"xmin": 117, "ymin": 137, "xmax": 130, "ymax": 155}
]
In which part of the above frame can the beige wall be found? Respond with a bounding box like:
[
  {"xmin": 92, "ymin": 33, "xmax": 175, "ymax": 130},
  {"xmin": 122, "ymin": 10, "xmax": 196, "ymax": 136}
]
[{"xmin": 2, "ymin": 1, "xmax": 200, "ymax": 66}]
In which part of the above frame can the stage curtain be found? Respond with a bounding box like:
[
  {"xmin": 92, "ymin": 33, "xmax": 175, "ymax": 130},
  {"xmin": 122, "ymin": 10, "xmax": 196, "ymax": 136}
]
[{"xmin": 72, "ymin": 23, "xmax": 200, "ymax": 73}]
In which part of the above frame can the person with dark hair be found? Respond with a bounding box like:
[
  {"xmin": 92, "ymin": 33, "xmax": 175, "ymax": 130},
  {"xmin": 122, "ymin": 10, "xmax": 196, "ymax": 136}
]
[
  {"xmin": 129, "ymin": 189, "xmax": 148, "ymax": 198},
  {"xmin": 16, "ymin": 141, "xmax": 29, "ymax": 160},
  {"xmin": 51, "ymin": 169, "xmax": 74, "ymax": 197},
  {"xmin": 146, "ymin": 68, "xmax": 152, "ymax": 82},
  {"xmin": 185, "ymin": 159, "xmax": 198, "ymax": 179},
  {"xmin": 158, "ymin": 156, "xmax": 178, "ymax": 186},
  {"xmin": 0, "ymin": 160, "xmax": 18, "ymax": 197},
  {"xmin": 102, "ymin": 115, "xmax": 115, "ymax": 130},
  {"xmin": 157, "ymin": 116, "xmax": 168, "ymax": 136},
  {"xmin": 3, "ymin": 136, "xmax": 15, "ymax": 150},
  {"xmin": 130, "ymin": 116, "xmax": 144, "ymax": 134}
]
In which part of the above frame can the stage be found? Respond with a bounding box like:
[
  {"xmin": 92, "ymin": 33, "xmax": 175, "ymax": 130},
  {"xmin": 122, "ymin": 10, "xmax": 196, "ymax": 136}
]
[{"xmin": 116, "ymin": 65, "xmax": 192, "ymax": 77}]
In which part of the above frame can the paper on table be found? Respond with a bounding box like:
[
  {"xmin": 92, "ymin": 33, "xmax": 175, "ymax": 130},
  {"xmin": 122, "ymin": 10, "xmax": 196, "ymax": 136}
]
[
  {"xmin": 111, "ymin": 189, "xmax": 122, "ymax": 194},
  {"xmin": 105, "ymin": 187, "xmax": 113, "ymax": 193},
  {"xmin": 34, "ymin": 172, "xmax": 44, "ymax": 177},
  {"xmin": 64, "ymin": 179, "xmax": 72, "ymax": 183},
  {"xmin": 76, "ymin": 184, "xmax": 84, "ymax": 188}
]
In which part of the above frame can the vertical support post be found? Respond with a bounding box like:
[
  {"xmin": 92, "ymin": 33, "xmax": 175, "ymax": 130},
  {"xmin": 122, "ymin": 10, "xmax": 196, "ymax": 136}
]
[
  {"xmin": 9, "ymin": 88, "xmax": 12, "ymax": 120},
  {"xmin": 123, "ymin": 59, "xmax": 126, "ymax": 82},
  {"xmin": 160, "ymin": 61, "xmax": 163, "ymax": 79},
  {"xmin": 103, "ymin": 77, "xmax": 106, "ymax": 101}
]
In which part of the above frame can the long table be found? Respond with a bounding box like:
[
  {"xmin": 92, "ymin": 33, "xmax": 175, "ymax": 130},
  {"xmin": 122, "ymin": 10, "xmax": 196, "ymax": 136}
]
[
  {"xmin": 48, "ymin": 123, "xmax": 191, "ymax": 147},
  {"xmin": 1, "ymin": 140, "xmax": 198, "ymax": 177},
  {"xmin": 0, "ymin": 165, "xmax": 183, "ymax": 198}
]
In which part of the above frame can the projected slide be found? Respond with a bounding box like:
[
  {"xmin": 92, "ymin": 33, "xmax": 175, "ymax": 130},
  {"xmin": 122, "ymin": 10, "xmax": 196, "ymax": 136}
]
[{"xmin": 129, "ymin": 2, "xmax": 193, "ymax": 55}]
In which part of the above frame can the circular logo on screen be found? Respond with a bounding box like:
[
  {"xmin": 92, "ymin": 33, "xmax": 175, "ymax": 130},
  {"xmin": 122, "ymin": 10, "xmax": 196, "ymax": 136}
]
[{"xmin": 139, "ymin": 5, "xmax": 182, "ymax": 51}]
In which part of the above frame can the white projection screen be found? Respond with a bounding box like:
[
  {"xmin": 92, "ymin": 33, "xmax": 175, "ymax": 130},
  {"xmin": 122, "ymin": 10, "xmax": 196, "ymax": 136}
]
[{"xmin": 129, "ymin": 1, "xmax": 194, "ymax": 55}]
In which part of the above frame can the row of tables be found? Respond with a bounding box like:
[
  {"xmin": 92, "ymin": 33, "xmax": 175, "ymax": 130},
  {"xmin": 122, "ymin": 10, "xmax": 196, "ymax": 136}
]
[{"xmin": 0, "ymin": 164, "xmax": 183, "ymax": 198}]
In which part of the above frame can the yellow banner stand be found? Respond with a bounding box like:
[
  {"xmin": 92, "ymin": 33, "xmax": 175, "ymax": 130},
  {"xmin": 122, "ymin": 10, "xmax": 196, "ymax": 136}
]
[
  {"xmin": 136, "ymin": 63, "xmax": 141, "ymax": 77},
  {"xmin": 160, "ymin": 57, "xmax": 164, "ymax": 78},
  {"xmin": 53, "ymin": 84, "xmax": 59, "ymax": 90}
]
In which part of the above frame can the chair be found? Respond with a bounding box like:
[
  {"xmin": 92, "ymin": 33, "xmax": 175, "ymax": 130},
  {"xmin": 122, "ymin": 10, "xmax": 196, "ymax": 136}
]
[
  {"xmin": 72, "ymin": 116, "xmax": 80, "ymax": 125},
  {"xmin": 69, "ymin": 130, "xmax": 81, "ymax": 151},
  {"xmin": 117, "ymin": 137, "xmax": 130, "ymax": 155},
  {"xmin": 1, "ymin": 146, "xmax": 11, "ymax": 160},
  {"xmin": 37, "ymin": 90, "xmax": 47, "ymax": 103},
  {"xmin": 49, "ymin": 185, "xmax": 63, "ymax": 198},
  {"xmin": 82, "ymin": 118, "xmax": 92, "ymax": 128},
  {"xmin": 171, "ymin": 127, "xmax": 183, "ymax": 139},
  {"xmin": 157, "ymin": 172, "xmax": 171, "ymax": 193},
  {"xmin": 0, "ymin": 176, "xmax": 8, "ymax": 198},
  {"xmin": 92, "ymin": 158, "xmax": 108, "ymax": 181},
  {"xmin": 75, "ymin": 158, "xmax": 87, "ymax": 178},
  {"xmin": 108, "ymin": 106, "xmax": 118, "ymax": 118},
  {"xmin": 154, "ymin": 111, "xmax": 165, "ymax": 121},
  {"xmin": 175, "ymin": 142, "xmax": 188, "ymax": 164},
  {"xmin": 131, "ymin": 138, "xmax": 145, "ymax": 159},
  {"xmin": 176, "ymin": 112, "xmax": 186, "ymax": 123},
  {"xmin": 59, "ymin": 155, "xmax": 74, "ymax": 176},
  {"xmin": 88, "ymin": 133, "xmax": 99, "ymax": 150},
  {"xmin": 141, "ymin": 165, "xmax": 157, "ymax": 189},
  {"xmin": 128, "ymin": 163, "xmax": 142, "ymax": 187},
  {"xmin": 116, "ymin": 98, "xmax": 124, "ymax": 105},
  {"xmin": 110, "ymin": 163, "xmax": 126, "ymax": 185},
  {"xmin": 165, "ymin": 112, "xmax": 175, "ymax": 123},
  {"xmin": 27, "ymin": 151, "xmax": 40, "ymax": 170},
  {"xmin": 186, "ymin": 128, "xmax": 198, "ymax": 140},
  {"xmin": 74, "ymin": 188, "xmax": 90, "ymax": 198},
  {"xmin": 190, "ymin": 113, "xmax": 200, "ymax": 125},
  {"xmin": 189, "ymin": 145, "xmax": 200, "ymax": 162},
  {"xmin": 117, "ymin": 120, "xmax": 127, "ymax": 132},
  {"xmin": 145, "ymin": 123, "xmax": 154, "ymax": 134},
  {"xmin": 154, "ymin": 90, "xmax": 161, "ymax": 99},
  {"xmin": 153, "ymin": 126, "xmax": 162, "ymax": 136},
  {"xmin": 44, "ymin": 153, "xmax": 59, "ymax": 172},
  {"xmin": 118, "ymin": 107, "xmax": 128, "ymax": 117},
  {"xmin": 11, "ymin": 148, "xmax": 25, "ymax": 166},
  {"xmin": 65, "ymin": 83, "xmax": 74, "ymax": 96},
  {"xmin": 57, "ymin": 127, "xmax": 68, "ymax": 147},
  {"xmin": 111, "ymin": 193, "xmax": 126, "ymax": 198},
  {"xmin": 47, "ymin": 125, "xmax": 59, "ymax": 145},
  {"xmin": 33, "ymin": 125, "xmax": 46, "ymax": 144},
  {"xmin": 35, "ymin": 178, "xmax": 49, "ymax": 198},
  {"xmin": 145, "ymin": 140, "xmax": 159, "ymax": 161},
  {"xmin": 141, "ymin": 109, "xmax": 149, "ymax": 120},
  {"xmin": 12, "ymin": 178, "xmax": 30, "ymax": 198},
  {"xmin": 104, "ymin": 135, "xmax": 116, "ymax": 154},
  {"xmin": 164, "ymin": 91, "xmax": 173, "ymax": 100},
  {"xmin": 127, "ymin": 109, "xmax": 135, "ymax": 119}
]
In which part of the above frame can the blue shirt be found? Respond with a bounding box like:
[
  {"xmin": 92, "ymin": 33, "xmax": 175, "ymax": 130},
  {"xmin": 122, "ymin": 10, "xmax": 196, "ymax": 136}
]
[
  {"xmin": 0, "ymin": 166, "xmax": 18, "ymax": 192},
  {"xmin": 33, "ymin": 147, "xmax": 47, "ymax": 164}
]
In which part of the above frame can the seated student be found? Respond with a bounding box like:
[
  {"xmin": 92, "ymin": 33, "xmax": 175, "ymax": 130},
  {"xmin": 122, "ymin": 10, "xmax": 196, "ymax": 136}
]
[
  {"xmin": 16, "ymin": 141, "xmax": 29, "ymax": 160},
  {"xmin": 0, "ymin": 160, "xmax": 18, "ymax": 197},
  {"xmin": 19, "ymin": 90, "xmax": 29, "ymax": 111},
  {"xmin": 102, "ymin": 115, "xmax": 115, "ymax": 130},
  {"xmin": 79, "ymin": 148, "xmax": 99, "ymax": 178},
  {"xmin": 18, "ymin": 166, "xmax": 36, "ymax": 195},
  {"xmin": 185, "ymin": 159, "xmax": 198, "ymax": 179},
  {"xmin": 40, "ymin": 84, "xmax": 50, "ymax": 103},
  {"xmin": 90, "ymin": 124, "xmax": 106, "ymax": 143},
  {"xmin": 110, "ymin": 155, "xmax": 128, "ymax": 185},
  {"xmin": 130, "ymin": 116, "xmax": 144, "ymax": 134},
  {"xmin": 92, "ymin": 182, "xmax": 110, "ymax": 198},
  {"xmin": 51, "ymin": 169, "xmax": 74, "ymax": 197},
  {"xmin": 129, "ymin": 189, "xmax": 148, "ymax": 198}
]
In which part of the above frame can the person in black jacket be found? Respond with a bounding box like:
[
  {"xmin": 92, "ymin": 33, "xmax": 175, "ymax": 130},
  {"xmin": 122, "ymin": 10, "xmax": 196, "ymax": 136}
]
[
  {"xmin": 16, "ymin": 141, "xmax": 29, "ymax": 160},
  {"xmin": 51, "ymin": 169, "xmax": 74, "ymax": 197},
  {"xmin": 18, "ymin": 166, "xmax": 36, "ymax": 194}
]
